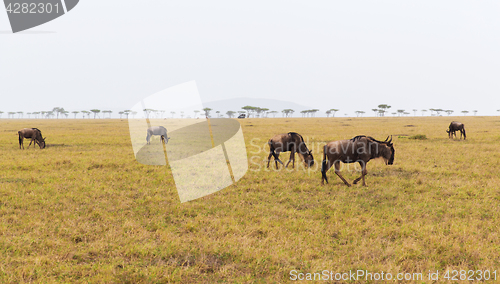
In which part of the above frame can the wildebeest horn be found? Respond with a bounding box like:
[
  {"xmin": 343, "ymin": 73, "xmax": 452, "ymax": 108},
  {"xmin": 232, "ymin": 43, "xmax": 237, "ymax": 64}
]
[
  {"xmin": 388, "ymin": 135, "xmax": 392, "ymax": 144},
  {"xmin": 384, "ymin": 136, "xmax": 389, "ymax": 142}
]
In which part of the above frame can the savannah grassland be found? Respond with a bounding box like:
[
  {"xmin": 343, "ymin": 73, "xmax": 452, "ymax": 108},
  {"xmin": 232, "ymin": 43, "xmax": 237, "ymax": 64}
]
[{"xmin": 1, "ymin": 116, "xmax": 500, "ymax": 283}]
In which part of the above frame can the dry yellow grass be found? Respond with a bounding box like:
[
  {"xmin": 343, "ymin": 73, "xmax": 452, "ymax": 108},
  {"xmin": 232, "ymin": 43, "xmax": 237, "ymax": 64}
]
[{"xmin": 0, "ymin": 116, "xmax": 499, "ymax": 283}]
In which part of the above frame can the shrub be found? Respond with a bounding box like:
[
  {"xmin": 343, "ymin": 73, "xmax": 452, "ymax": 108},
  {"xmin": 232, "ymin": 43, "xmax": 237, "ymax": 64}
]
[{"xmin": 408, "ymin": 134, "xmax": 427, "ymax": 140}]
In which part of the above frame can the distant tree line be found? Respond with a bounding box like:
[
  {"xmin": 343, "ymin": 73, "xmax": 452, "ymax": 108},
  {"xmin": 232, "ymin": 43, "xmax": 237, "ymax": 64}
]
[{"xmin": 0, "ymin": 105, "xmax": 486, "ymax": 119}]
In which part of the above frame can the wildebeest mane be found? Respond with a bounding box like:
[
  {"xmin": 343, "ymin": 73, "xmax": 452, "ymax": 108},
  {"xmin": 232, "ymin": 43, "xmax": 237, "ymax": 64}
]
[
  {"xmin": 31, "ymin": 128, "xmax": 43, "ymax": 136},
  {"xmin": 350, "ymin": 135, "xmax": 367, "ymax": 142},
  {"xmin": 288, "ymin": 132, "xmax": 304, "ymax": 143},
  {"xmin": 351, "ymin": 135, "xmax": 388, "ymax": 144}
]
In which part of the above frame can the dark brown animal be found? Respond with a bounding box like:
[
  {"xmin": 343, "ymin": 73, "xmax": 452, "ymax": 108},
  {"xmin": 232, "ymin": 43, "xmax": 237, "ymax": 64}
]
[
  {"xmin": 18, "ymin": 128, "xmax": 46, "ymax": 149},
  {"xmin": 321, "ymin": 135, "xmax": 394, "ymax": 186},
  {"xmin": 446, "ymin": 121, "xmax": 466, "ymax": 140},
  {"xmin": 267, "ymin": 132, "xmax": 314, "ymax": 169}
]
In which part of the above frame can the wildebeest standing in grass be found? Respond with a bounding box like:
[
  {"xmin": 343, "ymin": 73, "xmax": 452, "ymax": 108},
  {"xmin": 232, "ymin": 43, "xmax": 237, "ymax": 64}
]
[
  {"xmin": 447, "ymin": 121, "xmax": 466, "ymax": 140},
  {"xmin": 18, "ymin": 128, "xmax": 46, "ymax": 149},
  {"xmin": 267, "ymin": 132, "xmax": 314, "ymax": 169},
  {"xmin": 321, "ymin": 135, "xmax": 394, "ymax": 186},
  {"xmin": 146, "ymin": 126, "xmax": 170, "ymax": 145}
]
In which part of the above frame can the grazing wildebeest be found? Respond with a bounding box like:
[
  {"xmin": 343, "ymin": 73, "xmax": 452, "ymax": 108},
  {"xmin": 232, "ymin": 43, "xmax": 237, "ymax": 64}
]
[
  {"xmin": 18, "ymin": 128, "xmax": 46, "ymax": 149},
  {"xmin": 446, "ymin": 121, "xmax": 466, "ymax": 140},
  {"xmin": 321, "ymin": 135, "xmax": 394, "ymax": 186},
  {"xmin": 267, "ymin": 132, "xmax": 314, "ymax": 169},
  {"xmin": 146, "ymin": 126, "xmax": 170, "ymax": 145}
]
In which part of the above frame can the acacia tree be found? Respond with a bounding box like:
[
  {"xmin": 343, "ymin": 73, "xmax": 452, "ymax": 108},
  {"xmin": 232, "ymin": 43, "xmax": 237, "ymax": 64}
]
[
  {"xmin": 90, "ymin": 109, "xmax": 101, "ymax": 119},
  {"xmin": 52, "ymin": 107, "xmax": 65, "ymax": 119},
  {"xmin": 397, "ymin": 109, "xmax": 405, "ymax": 117},
  {"xmin": 372, "ymin": 109, "xmax": 379, "ymax": 116},
  {"xmin": 257, "ymin": 108, "xmax": 269, "ymax": 118},
  {"xmin": 329, "ymin": 109, "xmax": 339, "ymax": 117},
  {"xmin": 355, "ymin": 111, "xmax": 365, "ymax": 117},
  {"xmin": 413, "ymin": 109, "xmax": 418, "ymax": 116},
  {"xmin": 445, "ymin": 110, "xmax": 454, "ymax": 116},
  {"xmin": 282, "ymin": 109, "xmax": 294, "ymax": 117},
  {"xmin": 102, "ymin": 110, "xmax": 112, "ymax": 118},
  {"xmin": 202, "ymin": 107, "xmax": 212, "ymax": 118},
  {"xmin": 268, "ymin": 110, "xmax": 278, "ymax": 118},
  {"xmin": 194, "ymin": 110, "xmax": 200, "ymax": 118},
  {"xmin": 72, "ymin": 111, "xmax": 79, "ymax": 118},
  {"xmin": 124, "ymin": 110, "xmax": 132, "ymax": 119},
  {"xmin": 377, "ymin": 104, "xmax": 391, "ymax": 116},
  {"xmin": 473, "ymin": 110, "xmax": 478, "ymax": 116},
  {"xmin": 226, "ymin": 111, "xmax": 236, "ymax": 118},
  {"xmin": 242, "ymin": 106, "xmax": 256, "ymax": 118},
  {"xmin": 421, "ymin": 109, "xmax": 428, "ymax": 116},
  {"xmin": 461, "ymin": 110, "xmax": 469, "ymax": 116},
  {"xmin": 0, "ymin": 111, "xmax": 3, "ymax": 118}
]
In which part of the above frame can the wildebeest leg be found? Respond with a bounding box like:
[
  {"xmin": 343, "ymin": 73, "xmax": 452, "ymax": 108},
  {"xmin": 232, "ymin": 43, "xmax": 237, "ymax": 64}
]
[
  {"xmin": 267, "ymin": 152, "xmax": 273, "ymax": 168},
  {"xmin": 321, "ymin": 159, "xmax": 332, "ymax": 185},
  {"xmin": 19, "ymin": 134, "xmax": 23, "ymax": 149},
  {"xmin": 27, "ymin": 138, "xmax": 35, "ymax": 149},
  {"xmin": 267, "ymin": 151, "xmax": 283, "ymax": 169},
  {"xmin": 285, "ymin": 149, "xmax": 295, "ymax": 168},
  {"xmin": 334, "ymin": 161, "xmax": 351, "ymax": 187},
  {"xmin": 274, "ymin": 152, "xmax": 283, "ymax": 169},
  {"xmin": 353, "ymin": 161, "xmax": 368, "ymax": 186}
]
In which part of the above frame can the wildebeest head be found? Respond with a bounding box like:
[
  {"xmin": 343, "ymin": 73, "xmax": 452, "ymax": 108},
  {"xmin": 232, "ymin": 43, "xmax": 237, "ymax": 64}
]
[
  {"xmin": 38, "ymin": 136, "xmax": 46, "ymax": 149},
  {"xmin": 32, "ymin": 129, "xmax": 46, "ymax": 149},
  {"xmin": 381, "ymin": 136, "xmax": 394, "ymax": 165},
  {"xmin": 303, "ymin": 150, "xmax": 314, "ymax": 167}
]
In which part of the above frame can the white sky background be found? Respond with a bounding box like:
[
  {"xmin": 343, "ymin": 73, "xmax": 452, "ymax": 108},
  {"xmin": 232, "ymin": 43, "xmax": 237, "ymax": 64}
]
[{"xmin": 1, "ymin": 1, "xmax": 500, "ymax": 117}]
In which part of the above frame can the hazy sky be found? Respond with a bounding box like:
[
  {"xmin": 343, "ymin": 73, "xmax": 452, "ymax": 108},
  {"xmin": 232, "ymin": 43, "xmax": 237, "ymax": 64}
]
[{"xmin": 1, "ymin": 1, "xmax": 500, "ymax": 116}]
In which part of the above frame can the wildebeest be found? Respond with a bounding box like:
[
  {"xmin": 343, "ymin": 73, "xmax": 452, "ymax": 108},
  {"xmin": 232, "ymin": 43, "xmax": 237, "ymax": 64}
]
[
  {"xmin": 446, "ymin": 121, "xmax": 466, "ymax": 140},
  {"xmin": 18, "ymin": 128, "xmax": 46, "ymax": 149},
  {"xmin": 321, "ymin": 135, "xmax": 394, "ymax": 186},
  {"xmin": 146, "ymin": 126, "xmax": 170, "ymax": 145},
  {"xmin": 267, "ymin": 132, "xmax": 314, "ymax": 169}
]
